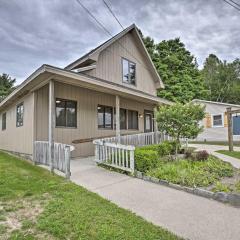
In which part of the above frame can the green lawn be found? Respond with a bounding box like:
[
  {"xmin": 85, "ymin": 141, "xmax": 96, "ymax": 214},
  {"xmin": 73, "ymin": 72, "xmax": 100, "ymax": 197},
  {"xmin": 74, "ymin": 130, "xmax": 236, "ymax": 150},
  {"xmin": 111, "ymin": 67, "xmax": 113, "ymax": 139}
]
[
  {"xmin": 0, "ymin": 151, "xmax": 182, "ymax": 240},
  {"xmin": 216, "ymin": 150, "xmax": 240, "ymax": 160}
]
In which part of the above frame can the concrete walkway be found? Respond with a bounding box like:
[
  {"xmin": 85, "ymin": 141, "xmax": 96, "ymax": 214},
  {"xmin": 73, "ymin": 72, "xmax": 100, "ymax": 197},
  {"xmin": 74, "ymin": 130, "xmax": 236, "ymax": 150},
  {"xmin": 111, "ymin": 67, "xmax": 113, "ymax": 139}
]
[
  {"xmin": 190, "ymin": 144, "xmax": 240, "ymax": 169},
  {"xmin": 70, "ymin": 157, "xmax": 240, "ymax": 240}
]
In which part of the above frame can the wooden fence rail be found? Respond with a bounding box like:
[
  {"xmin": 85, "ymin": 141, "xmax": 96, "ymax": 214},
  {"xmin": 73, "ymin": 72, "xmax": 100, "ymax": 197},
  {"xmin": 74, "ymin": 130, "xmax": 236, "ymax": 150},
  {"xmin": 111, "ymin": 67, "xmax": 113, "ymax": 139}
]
[
  {"xmin": 93, "ymin": 140, "xmax": 135, "ymax": 173},
  {"xmin": 33, "ymin": 141, "xmax": 74, "ymax": 179}
]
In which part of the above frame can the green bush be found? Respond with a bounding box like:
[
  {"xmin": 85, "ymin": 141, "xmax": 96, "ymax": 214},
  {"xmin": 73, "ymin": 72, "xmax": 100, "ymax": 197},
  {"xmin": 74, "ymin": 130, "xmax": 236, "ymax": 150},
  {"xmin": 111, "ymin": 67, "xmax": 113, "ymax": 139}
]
[
  {"xmin": 138, "ymin": 141, "xmax": 180, "ymax": 157},
  {"xmin": 135, "ymin": 149, "xmax": 159, "ymax": 173}
]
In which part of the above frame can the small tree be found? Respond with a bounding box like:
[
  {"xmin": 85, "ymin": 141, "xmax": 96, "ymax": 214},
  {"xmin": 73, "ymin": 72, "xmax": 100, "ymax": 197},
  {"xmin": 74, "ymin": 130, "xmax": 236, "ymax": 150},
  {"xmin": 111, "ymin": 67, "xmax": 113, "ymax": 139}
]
[
  {"xmin": 156, "ymin": 103, "xmax": 205, "ymax": 154},
  {"xmin": 0, "ymin": 73, "xmax": 16, "ymax": 102}
]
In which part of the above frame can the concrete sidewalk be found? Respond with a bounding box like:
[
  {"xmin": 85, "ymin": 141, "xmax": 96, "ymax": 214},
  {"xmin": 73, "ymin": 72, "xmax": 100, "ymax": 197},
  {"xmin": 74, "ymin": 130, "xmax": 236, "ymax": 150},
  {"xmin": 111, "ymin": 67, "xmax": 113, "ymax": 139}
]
[
  {"xmin": 190, "ymin": 144, "xmax": 240, "ymax": 169},
  {"xmin": 70, "ymin": 157, "xmax": 240, "ymax": 240}
]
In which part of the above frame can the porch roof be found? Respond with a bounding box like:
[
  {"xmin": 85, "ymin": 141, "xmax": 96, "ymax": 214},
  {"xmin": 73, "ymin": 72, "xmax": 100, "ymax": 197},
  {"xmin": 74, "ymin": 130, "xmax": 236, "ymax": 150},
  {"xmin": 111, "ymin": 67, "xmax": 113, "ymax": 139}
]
[{"xmin": 0, "ymin": 64, "xmax": 172, "ymax": 111}]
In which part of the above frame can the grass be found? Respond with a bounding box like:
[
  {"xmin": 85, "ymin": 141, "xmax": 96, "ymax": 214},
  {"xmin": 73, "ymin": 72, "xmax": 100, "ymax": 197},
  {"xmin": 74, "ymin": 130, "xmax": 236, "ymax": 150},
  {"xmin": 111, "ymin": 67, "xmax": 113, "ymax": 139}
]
[
  {"xmin": 146, "ymin": 156, "xmax": 234, "ymax": 187},
  {"xmin": 216, "ymin": 150, "xmax": 240, "ymax": 160},
  {"xmin": 0, "ymin": 151, "xmax": 182, "ymax": 240},
  {"xmin": 189, "ymin": 141, "xmax": 240, "ymax": 146}
]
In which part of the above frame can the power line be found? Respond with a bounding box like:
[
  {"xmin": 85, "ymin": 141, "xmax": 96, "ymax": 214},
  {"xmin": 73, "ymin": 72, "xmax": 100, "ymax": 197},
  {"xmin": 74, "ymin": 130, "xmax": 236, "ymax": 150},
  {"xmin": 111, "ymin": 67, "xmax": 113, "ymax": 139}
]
[
  {"xmin": 74, "ymin": 0, "xmax": 160, "ymax": 80},
  {"xmin": 222, "ymin": 0, "xmax": 240, "ymax": 12},
  {"xmin": 75, "ymin": 0, "xmax": 112, "ymax": 37},
  {"xmin": 229, "ymin": 0, "xmax": 240, "ymax": 8},
  {"xmin": 102, "ymin": 0, "xmax": 124, "ymax": 29}
]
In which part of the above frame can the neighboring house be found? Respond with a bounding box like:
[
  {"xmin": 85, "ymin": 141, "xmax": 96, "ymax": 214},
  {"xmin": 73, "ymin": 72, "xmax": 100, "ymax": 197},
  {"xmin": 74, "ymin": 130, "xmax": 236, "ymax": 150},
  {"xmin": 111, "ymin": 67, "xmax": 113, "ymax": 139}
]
[
  {"xmin": 0, "ymin": 24, "xmax": 171, "ymax": 158},
  {"xmin": 192, "ymin": 99, "xmax": 240, "ymax": 142}
]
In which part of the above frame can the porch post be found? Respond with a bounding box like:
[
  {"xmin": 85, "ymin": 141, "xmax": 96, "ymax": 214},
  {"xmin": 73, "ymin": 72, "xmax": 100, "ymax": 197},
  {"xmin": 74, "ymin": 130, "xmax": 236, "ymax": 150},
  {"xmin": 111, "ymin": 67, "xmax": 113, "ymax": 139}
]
[
  {"xmin": 48, "ymin": 80, "xmax": 55, "ymax": 172},
  {"xmin": 227, "ymin": 107, "xmax": 233, "ymax": 151},
  {"xmin": 153, "ymin": 107, "xmax": 158, "ymax": 144},
  {"xmin": 116, "ymin": 95, "xmax": 120, "ymax": 143}
]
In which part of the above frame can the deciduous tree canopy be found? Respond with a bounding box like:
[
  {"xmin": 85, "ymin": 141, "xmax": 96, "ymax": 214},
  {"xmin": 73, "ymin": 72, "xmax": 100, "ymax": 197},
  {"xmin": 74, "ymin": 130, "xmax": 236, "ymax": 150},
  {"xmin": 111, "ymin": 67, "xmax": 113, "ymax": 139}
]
[{"xmin": 0, "ymin": 73, "xmax": 16, "ymax": 102}]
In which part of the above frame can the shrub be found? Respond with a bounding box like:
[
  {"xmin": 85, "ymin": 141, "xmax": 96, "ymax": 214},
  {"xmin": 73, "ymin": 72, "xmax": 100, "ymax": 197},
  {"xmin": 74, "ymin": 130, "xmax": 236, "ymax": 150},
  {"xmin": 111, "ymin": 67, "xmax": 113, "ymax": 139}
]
[
  {"xmin": 195, "ymin": 150, "xmax": 209, "ymax": 161},
  {"xmin": 212, "ymin": 182, "xmax": 232, "ymax": 193},
  {"xmin": 135, "ymin": 149, "xmax": 159, "ymax": 173}
]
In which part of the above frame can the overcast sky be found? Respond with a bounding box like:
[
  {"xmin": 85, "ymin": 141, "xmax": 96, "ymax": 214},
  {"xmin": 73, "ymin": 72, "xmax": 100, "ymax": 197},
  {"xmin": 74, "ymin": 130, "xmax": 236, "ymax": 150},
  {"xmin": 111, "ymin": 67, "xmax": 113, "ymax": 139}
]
[{"xmin": 0, "ymin": 0, "xmax": 239, "ymax": 84}]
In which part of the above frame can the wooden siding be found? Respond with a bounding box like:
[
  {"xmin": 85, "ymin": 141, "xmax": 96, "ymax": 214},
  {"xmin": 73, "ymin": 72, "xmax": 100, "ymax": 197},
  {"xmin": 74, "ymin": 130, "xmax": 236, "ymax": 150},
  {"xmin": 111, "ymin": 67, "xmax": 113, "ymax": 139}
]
[
  {"xmin": 0, "ymin": 93, "xmax": 34, "ymax": 155},
  {"xmin": 91, "ymin": 32, "xmax": 157, "ymax": 96},
  {"xmin": 35, "ymin": 82, "xmax": 155, "ymax": 157}
]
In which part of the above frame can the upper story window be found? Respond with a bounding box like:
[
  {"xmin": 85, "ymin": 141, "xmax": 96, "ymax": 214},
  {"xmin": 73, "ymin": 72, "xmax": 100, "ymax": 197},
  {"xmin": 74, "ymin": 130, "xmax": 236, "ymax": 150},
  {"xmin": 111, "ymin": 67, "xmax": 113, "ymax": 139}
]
[
  {"xmin": 98, "ymin": 105, "xmax": 113, "ymax": 129},
  {"xmin": 212, "ymin": 114, "xmax": 223, "ymax": 127},
  {"xmin": 56, "ymin": 99, "xmax": 77, "ymax": 128},
  {"xmin": 16, "ymin": 103, "xmax": 24, "ymax": 127},
  {"xmin": 122, "ymin": 58, "xmax": 136, "ymax": 85},
  {"xmin": 2, "ymin": 112, "xmax": 6, "ymax": 131}
]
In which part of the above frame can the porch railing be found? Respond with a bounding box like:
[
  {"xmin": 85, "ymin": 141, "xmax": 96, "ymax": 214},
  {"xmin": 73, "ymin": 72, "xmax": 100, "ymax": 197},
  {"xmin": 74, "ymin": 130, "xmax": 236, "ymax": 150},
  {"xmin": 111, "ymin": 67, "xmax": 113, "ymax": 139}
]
[
  {"xmin": 33, "ymin": 141, "xmax": 75, "ymax": 179},
  {"xmin": 100, "ymin": 131, "xmax": 170, "ymax": 146},
  {"xmin": 93, "ymin": 131, "xmax": 168, "ymax": 173},
  {"xmin": 93, "ymin": 140, "xmax": 135, "ymax": 173}
]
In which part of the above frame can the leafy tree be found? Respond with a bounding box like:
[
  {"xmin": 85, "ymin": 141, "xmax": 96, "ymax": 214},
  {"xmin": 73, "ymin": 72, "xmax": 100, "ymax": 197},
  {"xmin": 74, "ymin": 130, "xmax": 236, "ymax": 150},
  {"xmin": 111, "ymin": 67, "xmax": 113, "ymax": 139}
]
[
  {"xmin": 140, "ymin": 31, "xmax": 208, "ymax": 103},
  {"xmin": 201, "ymin": 55, "xmax": 240, "ymax": 103},
  {"xmin": 0, "ymin": 73, "xmax": 16, "ymax": 102},
  {"xmin": 156, "ymin": 103, "xmax": 205, "ymax": 154}
]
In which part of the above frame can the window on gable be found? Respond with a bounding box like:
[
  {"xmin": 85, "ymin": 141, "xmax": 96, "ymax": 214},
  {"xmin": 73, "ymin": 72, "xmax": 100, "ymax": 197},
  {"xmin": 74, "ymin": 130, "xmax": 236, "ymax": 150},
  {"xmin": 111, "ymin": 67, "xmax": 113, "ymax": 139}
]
[
  {"xmin": 2, "ymin": 112, "xmax": 6, "ymax": 130},
  {"xmin": 128, "ymin": 110, "xmax": 138, "ymax": 130},
  {"xmin": 56, "ymin": 99, "xmax": 77, "ymax": 128},
  {"xmin": 212, "ymin": 114, "xmax": 223, "ymax": 127},
  {"xmin": 16, "ymin": 103, "xmax": 24, "ymax": 127},
  {"xmin": 122, "ymin": 58, "xmax": 136, "ymax": 85},
  {"xmin": 97, "ymin": 105, "xmax": 113, "ymax": 129}
]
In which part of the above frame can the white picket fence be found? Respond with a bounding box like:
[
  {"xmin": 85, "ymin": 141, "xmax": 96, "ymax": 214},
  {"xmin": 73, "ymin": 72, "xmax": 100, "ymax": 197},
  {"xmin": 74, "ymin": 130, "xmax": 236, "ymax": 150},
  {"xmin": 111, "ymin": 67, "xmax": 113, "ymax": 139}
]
[
  {"xmin": 93, "ymin": 131, "xmax": 168, "ymax": 173},
  {"xmin": 33, "ymin": 141, "xmax": 74, "ymax": 179}
]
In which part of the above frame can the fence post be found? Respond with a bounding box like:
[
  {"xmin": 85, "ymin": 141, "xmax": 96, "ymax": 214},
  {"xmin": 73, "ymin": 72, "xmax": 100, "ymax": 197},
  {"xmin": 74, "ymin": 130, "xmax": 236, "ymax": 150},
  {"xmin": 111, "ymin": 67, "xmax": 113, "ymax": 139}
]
[
  {"xmin": 129, "ymin": 148, "xmax": 135, "ymax": 173},
  {"xmin": 65, "ymin": 146, "xmax": 71, "ymax": 179}
]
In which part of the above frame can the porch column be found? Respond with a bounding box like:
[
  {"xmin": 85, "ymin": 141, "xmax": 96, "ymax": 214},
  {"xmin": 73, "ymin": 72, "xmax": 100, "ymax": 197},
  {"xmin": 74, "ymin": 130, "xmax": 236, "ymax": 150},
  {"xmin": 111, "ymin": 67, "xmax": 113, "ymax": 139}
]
[
  {"xmin": 48, "ymin": 80, "xmax": 55, "ymax": 172},
  {"xmin": 153, "ymin": 107, "xmax": 158, "ymax": 143},
  {"xmin": 227, "ymin": 107, "xmax": 233, "ymax": 151},
  {"xmin": 116, "ymin": 95, "xmax": 120, "ymax": 143}
]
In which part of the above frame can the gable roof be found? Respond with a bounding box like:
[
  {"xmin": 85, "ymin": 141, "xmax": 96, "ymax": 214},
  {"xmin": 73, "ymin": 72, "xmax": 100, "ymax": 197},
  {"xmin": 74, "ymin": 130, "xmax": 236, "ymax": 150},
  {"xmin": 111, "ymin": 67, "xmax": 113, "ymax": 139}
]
[
  {"xmin": 65, "ymin": 24, "xmax": 164, "ymax": 89},
  {"xmin": 192, "ymin": 99, "xmax": 240, "ymax": 108}
]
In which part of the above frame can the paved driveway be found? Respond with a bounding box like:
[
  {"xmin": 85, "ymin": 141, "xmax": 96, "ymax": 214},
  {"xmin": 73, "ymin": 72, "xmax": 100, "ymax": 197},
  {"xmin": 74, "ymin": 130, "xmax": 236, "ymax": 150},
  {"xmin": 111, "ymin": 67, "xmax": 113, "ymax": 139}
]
[
  {"xmin": 70, "ymin": 157, "xmax": 240, "ymax": 240},
  {"xmin": 190, "ymin": 144, "xmax": 240, "ymax": 168}
]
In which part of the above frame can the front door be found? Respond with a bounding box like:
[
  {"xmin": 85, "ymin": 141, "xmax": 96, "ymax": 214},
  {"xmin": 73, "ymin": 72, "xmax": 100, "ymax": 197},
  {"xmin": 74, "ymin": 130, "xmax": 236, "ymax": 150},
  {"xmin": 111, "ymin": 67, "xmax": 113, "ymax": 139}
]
[{"xmin": 144, "ymin": 110, "xmax": 153, "ymax": 132}]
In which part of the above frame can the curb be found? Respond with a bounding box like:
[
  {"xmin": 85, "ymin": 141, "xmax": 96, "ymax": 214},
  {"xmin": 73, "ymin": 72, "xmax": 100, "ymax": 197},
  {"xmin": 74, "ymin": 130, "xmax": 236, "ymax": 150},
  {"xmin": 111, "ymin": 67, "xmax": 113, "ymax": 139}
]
[{"xmin": 134, "ymin": 171, "xmax": 240, "ymax": 207}]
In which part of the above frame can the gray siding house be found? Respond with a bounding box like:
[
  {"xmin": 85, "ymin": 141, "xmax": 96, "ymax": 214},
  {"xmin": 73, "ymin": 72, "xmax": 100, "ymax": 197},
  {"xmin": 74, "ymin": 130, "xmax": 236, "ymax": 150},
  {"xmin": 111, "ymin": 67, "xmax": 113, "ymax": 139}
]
[
  {"xmin": 192, "ymin": 99, "xmax": 240, "ymax": 142},
  {"xmin": 0, "ymin": 24, "xmax": 170, "ymax": 158}
]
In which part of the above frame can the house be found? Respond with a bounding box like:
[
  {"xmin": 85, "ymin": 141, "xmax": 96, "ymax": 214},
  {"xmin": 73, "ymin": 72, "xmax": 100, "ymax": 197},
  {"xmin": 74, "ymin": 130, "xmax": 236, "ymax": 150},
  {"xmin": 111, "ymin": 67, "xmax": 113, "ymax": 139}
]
[
  {"xmin": 192, "ymin": 99, "xmax": 240, "ymax": 142},
  {"xmin": 0, "ymin": 24, "xmax": 171, "ymax": 159}
]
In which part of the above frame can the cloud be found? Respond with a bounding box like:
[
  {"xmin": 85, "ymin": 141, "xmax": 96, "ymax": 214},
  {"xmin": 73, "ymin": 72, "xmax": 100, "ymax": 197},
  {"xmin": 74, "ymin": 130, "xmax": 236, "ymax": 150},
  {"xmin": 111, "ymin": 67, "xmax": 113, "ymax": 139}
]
[{"xmin": 0, "ymin": 0, "xmax": 239, "ymax": 84}]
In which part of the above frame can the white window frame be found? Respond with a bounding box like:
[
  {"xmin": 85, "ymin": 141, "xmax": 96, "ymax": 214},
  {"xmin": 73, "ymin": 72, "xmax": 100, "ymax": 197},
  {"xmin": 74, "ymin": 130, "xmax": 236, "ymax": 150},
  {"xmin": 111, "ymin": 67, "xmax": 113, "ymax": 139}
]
[{"xmin": 211, "ymin": 113, "xmax": 224, "ymax": 128}]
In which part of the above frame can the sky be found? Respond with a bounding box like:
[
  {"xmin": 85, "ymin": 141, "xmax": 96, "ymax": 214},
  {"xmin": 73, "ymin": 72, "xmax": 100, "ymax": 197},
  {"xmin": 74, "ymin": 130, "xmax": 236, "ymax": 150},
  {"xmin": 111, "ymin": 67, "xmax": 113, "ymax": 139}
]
[{"xmin": 0, "ymin": 0, "xmax": 239, "ymax": 84}]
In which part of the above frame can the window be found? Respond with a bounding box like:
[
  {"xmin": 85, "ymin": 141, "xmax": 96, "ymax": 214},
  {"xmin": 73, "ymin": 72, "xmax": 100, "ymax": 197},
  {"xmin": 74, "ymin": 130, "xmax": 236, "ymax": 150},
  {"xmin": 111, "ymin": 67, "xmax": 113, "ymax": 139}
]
[
  {"xmin": 56, "ymin": 99, "xmax": 77, "ymax": 128},
  {"xmin": 98, "ymin": 105, "xmax": 113, "ymax": 129},
  {"xmin": 2, "ymin": 112, "xmax": 6, "ymax": 130},
  {"xmin": 114, "ymin": 108, "xmax": 127, "ymax": 130},
  {"xmin": 122, "ymin": 58, "xmax": 136, "ymax": 85},
  {"xmin": 16, "ymin": 103, "xmax": 24, "ymax": 127},
  {"xmin": 128, "ymin": 110, "xmax": 138, "ymax": 130},
  {"xmin": 212, "ymin": 114, "xmax": 223, "ymax": 127}
]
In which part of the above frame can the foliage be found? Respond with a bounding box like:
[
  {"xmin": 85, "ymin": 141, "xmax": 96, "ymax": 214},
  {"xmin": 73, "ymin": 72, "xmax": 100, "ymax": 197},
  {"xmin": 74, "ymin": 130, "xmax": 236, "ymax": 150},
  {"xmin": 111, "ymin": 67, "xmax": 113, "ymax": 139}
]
[
  {"xmin": 195, "ymin": 150, "xmax": 209, "ymax": 161},
  {"xmin": 147, "ymin": 156, "xmax": 234, "ymax": 187},
  {"xmin": 212, "ymin": 182, "xmax": 232, "ymax": 193},
  {"xmin": 0, "ymin": 73, "xmax": 16, "ymax": 102},
  {"xmin": 201, "ymin": 55, "xmax": 240, "ymax": 104},
  {"xmin": 135, "ymin": 149, "xmax": 159, "ymax": 173},
  {"xmin": 156, "ymin": 103, "xmax": 205, "ymax": 152},
  {"xmin": 140, "ymin": 31, "xmax": 208, "ymax": 103},
  {"xmin": 0, "ymin": 151, "xmax": 181, "ymax": 240}
]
